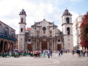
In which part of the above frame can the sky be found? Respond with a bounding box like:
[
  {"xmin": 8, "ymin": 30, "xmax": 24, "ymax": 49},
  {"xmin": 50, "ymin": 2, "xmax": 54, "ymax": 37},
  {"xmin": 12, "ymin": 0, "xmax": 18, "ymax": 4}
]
[{"xmin": 0, "ymin": 0, "xmax": 88, "ymax": 34}]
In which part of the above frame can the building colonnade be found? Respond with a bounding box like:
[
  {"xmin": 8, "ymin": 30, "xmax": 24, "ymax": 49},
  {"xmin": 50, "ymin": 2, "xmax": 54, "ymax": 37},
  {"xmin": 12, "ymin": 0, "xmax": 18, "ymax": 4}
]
[
  {"xmin": 26, "ymin": 37, "xmax": 63, "ymax": 51},
  {"xmin": 0, "ymin": 38, "xmax": 15, "ymax": 52}
]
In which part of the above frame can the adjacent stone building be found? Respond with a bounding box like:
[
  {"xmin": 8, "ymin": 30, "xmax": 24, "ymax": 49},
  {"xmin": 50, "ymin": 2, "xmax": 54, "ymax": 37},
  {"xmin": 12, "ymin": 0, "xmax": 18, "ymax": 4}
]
[
  {"xmin": 73, "ymin": 15, "xmax": 84, "ymax": 50},
  {"xmin": 0, "ymin": 21, "xmax": 16, "ymax": 52},
  {"xmin": 18, "ymin": 9, "xmax": 73, "ymax": 51}
]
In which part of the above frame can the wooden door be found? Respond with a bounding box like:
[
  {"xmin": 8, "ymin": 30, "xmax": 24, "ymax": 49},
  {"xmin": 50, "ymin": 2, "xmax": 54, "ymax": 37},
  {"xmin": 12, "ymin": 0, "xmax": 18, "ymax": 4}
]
[
  {"xmin": 27, "ymin": 44, "xmax": 32, "ymax": 50},
  {"xmin": 42, "ymin": 41, "xmax": 47, "ymax": 50},
  {"xmin": 57, "ymin": 44, "xmax": 61, "ymax": 50}
]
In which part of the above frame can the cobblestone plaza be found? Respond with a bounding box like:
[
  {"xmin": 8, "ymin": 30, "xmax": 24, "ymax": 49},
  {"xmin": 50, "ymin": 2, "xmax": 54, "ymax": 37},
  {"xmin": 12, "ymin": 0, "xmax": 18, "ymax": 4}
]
[{"xmin": 0, "ymin": 53, "xmax": 88, "ymax": 66}]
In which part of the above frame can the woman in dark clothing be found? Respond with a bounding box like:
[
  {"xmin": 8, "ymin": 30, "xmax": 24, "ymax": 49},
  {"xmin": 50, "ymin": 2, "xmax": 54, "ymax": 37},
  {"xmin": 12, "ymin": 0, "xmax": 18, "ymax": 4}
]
[
  {"xmin": 72, "ymin": 49, "xmax": 75, "ymax": 56},
  {"xmin": 76, "ymin": 49, "xmax": 79, "ymax": 57}
]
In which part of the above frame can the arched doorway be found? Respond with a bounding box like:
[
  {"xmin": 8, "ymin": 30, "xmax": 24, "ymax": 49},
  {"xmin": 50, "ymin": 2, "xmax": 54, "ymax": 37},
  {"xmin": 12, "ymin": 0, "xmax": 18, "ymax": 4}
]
[
  {"xmin": 4, "ymin": 42, "xmax": 8, "ymax": 52},
  {"xmin": 10, "ymin": 43, "xmax": 13, "ymax": 51},
  {"xmin": 8, "ymin": 43, "xmax": 10, "ymax": 51},
  {"xmin": 57, "ymin": 44, "xmax": 61, "ymax": 50},
  {"xmin": 42, "ymin": 41, "xmax": 47, "ymax": 50},
  {"xmin": 27, "ymin": 44, "xmax": 32, "ymax": 51},
  {"xmin": 0, "ymin": 41, "xmax": 3, "ymax": 52},
  {"xmin": 49, "ymin": 42, "xmax": 52, "ymax": 50},
  {"xmin": 37, "ymin": 42, "xmax": 40, "ymax": 50}
]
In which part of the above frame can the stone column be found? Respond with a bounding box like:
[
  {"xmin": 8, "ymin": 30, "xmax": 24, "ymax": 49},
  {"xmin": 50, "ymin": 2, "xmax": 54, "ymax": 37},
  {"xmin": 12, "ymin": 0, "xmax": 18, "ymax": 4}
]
[
  {"xmin": 39, "ymin": 41, "xmax": 41, "ymax": 50},
  {"xmin": 61, "ymin": 40, "xmax": 64, "ymax": 50},
  {"xmin": 13, "ymin": 42, "xmax": 14, "ymax": 51},
  {"xmin": 52, "ymin": 39, "xmax": 53, "ymax": 51},
  {"xmin": 24, "ymin": 41, "xmax": 27, "ymax": 51},
  {"xmin": 49, "ymin": 40, "xmax": 50, "ymax": 49},
  {"xmin": 31, "ymin": 41, "xmax": 33, "ymax": 51},
  {"xmin": 53, "ymin": 39, "xmax": 55, "ymax": 51},
  {"xmin": 34, "ymin": 39, "xmax": 35, "ymax": 50},
  {"xmin": 6, "ymin": 42, "xmax": 8, "ymax": 51},
  {"xmin": 35, "ymin": 39, "xmax": 36, "ymax": 50},
  {"xmin": 33, "ymin": 40, "xmax": 35, "ymax": 50},
  {"xmin": 36, "ymin": 40, "xmax": 37, "ymax": 50},
  {"xmin": 47, "ymin": 41, "xmax": 49, "ymax": 50},
  {"xmin": 54, "ymin": 39, "xmax": 55, "ymax": 51},
  {"xmin": 55, "ymin": 39, "xmax": 57, "ymax": 50},
  {"xmin": 8, "ymin": 42, "xmax": 10, "ymax": 51},
  {"xmin": 56, "ymin": 39, "xmax": 57, "ymax": 50}
]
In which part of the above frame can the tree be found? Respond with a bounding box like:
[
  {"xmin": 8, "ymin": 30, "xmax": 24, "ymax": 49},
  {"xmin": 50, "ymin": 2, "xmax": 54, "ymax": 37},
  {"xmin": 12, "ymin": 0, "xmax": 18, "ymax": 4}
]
[{"xmin": 80, "ymin": 12, "xmax": 88, "ymax": 49}]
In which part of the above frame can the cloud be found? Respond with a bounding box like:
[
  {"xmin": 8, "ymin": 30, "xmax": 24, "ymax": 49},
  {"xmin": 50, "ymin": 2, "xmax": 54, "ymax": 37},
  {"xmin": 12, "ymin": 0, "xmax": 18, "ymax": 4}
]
[
  {"xmin": 70, "ymin": 0, "xmax": 83, "ymax": 2},
  {"xmin": 70, "ymin": 11, "xmax": 79, "ymax": 23},
  {"xmin": 0, "ymin": 0, "xmax": 80, "ymax": 34}
]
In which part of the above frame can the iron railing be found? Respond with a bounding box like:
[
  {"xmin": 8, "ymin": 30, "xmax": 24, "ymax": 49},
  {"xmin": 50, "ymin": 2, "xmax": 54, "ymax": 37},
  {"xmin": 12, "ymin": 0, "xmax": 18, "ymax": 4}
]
[{"xmin": 0, "ymin": 32, "xmax": 17, "ymax": 41}]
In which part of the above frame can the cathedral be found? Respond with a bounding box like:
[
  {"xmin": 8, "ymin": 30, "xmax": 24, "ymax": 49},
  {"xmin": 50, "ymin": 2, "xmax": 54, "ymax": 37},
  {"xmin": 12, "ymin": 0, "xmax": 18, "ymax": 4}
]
[{"xmin": 18, "ymin": 9, "xmax": 73, "ymax": 51}]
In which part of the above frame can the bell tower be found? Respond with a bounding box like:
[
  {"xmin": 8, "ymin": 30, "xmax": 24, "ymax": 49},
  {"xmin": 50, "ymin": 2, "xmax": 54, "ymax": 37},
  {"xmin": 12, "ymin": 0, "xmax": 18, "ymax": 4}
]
[
  {"xmin": 62, "ymin": 9, "xmax": 73, "ymax": 50},
  {"xmin": 18, "ymin": 9, "xmax": 27, "ymax": 50}
]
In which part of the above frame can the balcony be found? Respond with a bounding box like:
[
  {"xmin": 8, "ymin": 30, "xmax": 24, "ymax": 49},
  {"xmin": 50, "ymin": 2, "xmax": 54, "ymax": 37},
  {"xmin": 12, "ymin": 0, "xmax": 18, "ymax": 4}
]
[{"xmin": 0, "ymin": 32, "xmax": 17, "ymax": 41}]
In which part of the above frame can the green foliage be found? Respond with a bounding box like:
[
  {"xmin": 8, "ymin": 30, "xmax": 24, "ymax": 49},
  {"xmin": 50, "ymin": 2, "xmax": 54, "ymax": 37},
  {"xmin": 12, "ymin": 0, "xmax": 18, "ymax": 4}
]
[{"xmin": 80, "ymin": 12, "xmax": 88, "ymax": 48}]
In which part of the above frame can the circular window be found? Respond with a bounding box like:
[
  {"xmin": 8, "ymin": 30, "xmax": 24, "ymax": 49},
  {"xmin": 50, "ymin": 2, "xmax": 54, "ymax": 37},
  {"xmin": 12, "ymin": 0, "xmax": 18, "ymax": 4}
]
[
  {"xmin": 28, "ymin": 39, "xmax": 31, "ymax": 42},
  {"xmin": 42, "ymin": 27, "xmax": 46, "ymax": 31},
  {"xmin": 58, "ymin": 39, "xmax": 60, "ymax": 42}
]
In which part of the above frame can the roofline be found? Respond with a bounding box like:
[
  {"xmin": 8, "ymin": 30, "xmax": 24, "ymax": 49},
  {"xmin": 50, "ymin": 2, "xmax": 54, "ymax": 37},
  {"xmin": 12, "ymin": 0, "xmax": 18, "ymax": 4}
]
[
  {"xmin": 73, "ymin": 15, "xmax": 84, "ymax": 24},
  {"xmin": 0, "ymin": 21, "xmax": 16, "ymax": 31},
  {"xmin": 61, "ymin": 15, "xmax": 72, "ymax": 18}
]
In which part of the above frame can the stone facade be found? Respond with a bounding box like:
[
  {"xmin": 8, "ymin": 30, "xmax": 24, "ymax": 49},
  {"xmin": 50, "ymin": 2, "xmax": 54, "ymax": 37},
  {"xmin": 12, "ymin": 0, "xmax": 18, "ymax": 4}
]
[
  {"xmin": 0, "ymin": 21, "xmax": 16, "ymax": 52},
  {"xmin": 73, "ymin": 15, "xmax": 84, "ymax": 50},
  {"xmin": 62, "ymin": 9, "xmax": 73, "ymax": 50},
  {"xmin": 18, "ymin": 9, "xmax": 73, "ymax": 51}
]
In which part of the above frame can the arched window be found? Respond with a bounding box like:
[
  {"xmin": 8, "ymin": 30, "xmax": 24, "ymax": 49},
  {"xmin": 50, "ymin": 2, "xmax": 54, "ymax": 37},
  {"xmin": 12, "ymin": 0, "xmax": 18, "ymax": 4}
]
[
  {"xmin": 28, "ymin": 39, "xmax": 31, "ymax": 42},
  {"xmin": 66, "ymin": 17, "xmax": 69, "ymax": 23},
  {"xmin": 58, "ymin": 39, "xmax": 60, "ymax": 42},
  {"xmin": 37, "ymin": 31, "xmax": 39, "ymax": 37},
  {"xmin": 50, "ymin": 31, "xmax": 52, "ymax": 37},
  {"xmin": 67, "ymin": 27, "xmax": 70, "ymax": 35},
  {"xmin": 21, "ymin": 18, "xmax": 23, "ymax": 23},
  {"xmin": 21, "ymin": 28, "xmax": 23, "ymax": 32}
]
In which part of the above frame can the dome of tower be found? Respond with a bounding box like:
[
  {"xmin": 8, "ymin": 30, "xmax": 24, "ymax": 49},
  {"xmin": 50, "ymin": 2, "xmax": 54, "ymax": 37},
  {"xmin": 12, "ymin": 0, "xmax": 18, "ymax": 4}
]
[
  {"xmin": 62, "ymin": 9, "xmax": 72, "ymax": 17},
  {"xmin": 19, "ymin": 9, "xmax": 27, "ymax": 16}
]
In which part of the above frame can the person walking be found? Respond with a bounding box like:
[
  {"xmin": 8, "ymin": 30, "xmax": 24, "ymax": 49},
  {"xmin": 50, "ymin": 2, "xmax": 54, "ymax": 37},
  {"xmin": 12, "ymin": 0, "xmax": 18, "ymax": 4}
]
[
  {"xmin": 9, "ymin": 51, "xmax": 12, "ymax": 57},
  {"xmin": 87, "ymin": 49, "xmax": 88, "ymax": 57},
  {"xmin": 50, "ymin": 50, "xmax": 52, "ymax": 57},
  {"xmin": 43, "ymin": 50, "xmax": 45, "ymax": 57},
  {"xmin": 47, "ymin": 50, "xmax": 50, "ymax": 58},
  {"xmin": 58, "ymin": 50, "xmax": 60, "ymax": 57},
  {"xmin": 60, "ymin": 49, "xmax": 63, "ymax": 55},
  {"xmin": 72, "ymin": 49, "xmax": 75, "ymax": 56},
  {"xmin": 83, "ymin": 50, "xmax": 86, "ymax": 57},
  {"xmin": 76, "ymin": 49, "xmax": 79, "ymax": 57},
  {"xmin": 2, "ymin": 52, "xmax": 4, "ymax": 57}
]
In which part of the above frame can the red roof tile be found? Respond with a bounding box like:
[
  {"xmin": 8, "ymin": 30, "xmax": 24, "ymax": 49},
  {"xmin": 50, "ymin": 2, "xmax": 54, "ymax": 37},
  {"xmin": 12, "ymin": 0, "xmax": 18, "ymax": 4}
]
[{"xmin": 26, "ymin": 28, "xmax": 31, "ymax": 31}]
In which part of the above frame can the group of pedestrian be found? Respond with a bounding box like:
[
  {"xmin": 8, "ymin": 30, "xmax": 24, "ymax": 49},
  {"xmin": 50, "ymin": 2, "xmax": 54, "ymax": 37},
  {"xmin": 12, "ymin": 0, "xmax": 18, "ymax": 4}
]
[
  {"xmin": 72, "ymin": 49, "xmax": 88, "ymax": 57},
  {"xmin": 42, "ymin": 50, "xmax": 52, "ymax": 58},
  {"xmin": 0, "ymin": 50, "xmax": 30, "ymax": 57},
  {"xmin": 0, "ymin": 50, "xmax": 53, "ymax": 58},
  {"xmin": 58, "ymin": 49, "xmax": 63, "ymax": 57}
]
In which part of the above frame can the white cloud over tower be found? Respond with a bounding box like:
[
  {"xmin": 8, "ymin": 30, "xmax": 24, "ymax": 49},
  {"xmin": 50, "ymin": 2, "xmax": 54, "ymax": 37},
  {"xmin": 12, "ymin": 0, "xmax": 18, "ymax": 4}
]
[{"xmin": 0, "ymin": 0, "xmax": 80, "ymax": 34}]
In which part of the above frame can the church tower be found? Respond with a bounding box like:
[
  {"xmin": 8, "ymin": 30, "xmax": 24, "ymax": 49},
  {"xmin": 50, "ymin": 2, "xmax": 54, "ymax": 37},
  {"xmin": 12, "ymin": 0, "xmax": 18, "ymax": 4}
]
[
  {"xmin": 18, "ymin": 9, "xmax": 27, "ymax": 50},
  {"xmin": 62, "ymin": 9, "xmax": 73, "ymax": 50}
]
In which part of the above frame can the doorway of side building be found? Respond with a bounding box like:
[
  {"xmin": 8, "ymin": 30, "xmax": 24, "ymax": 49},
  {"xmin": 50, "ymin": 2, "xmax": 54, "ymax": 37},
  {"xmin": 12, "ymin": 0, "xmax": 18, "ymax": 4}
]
[
  {"xmin": 57, "ymin": 44, "xmax": 61, "ymax": 50},
  {"xmin": 42, "ymin": 41, "xmax": 47, "ymax": 50},
  {"xmin": 0, "ymin": 41, "xmax": 3, "ymax": 52},
  {"xmin": 27, "ymin": 44, "xmax": 32, "ymax": 51}
]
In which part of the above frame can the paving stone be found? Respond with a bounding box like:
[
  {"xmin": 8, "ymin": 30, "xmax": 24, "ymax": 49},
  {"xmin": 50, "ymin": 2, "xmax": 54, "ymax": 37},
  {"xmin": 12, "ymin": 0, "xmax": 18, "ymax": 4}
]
[{"xmin": 0, "ymin": 53, "xmax": 88, "ymax": 66}]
